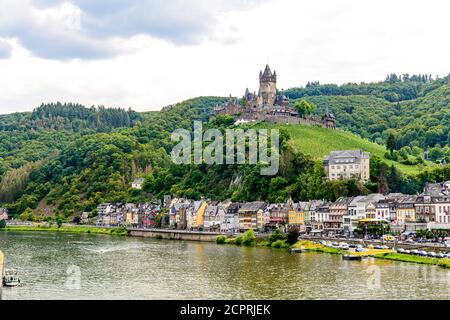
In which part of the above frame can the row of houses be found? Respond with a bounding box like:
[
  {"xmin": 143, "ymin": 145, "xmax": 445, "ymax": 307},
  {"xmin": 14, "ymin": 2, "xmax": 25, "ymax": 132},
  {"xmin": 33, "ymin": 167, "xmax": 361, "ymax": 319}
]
[
  {"xmin": 95, "ymin": 202, "xmax": 161, "ymax": 228},
  {"xmin": 165, "ymin": 182, "xmax": 450, "ymax": 236}
]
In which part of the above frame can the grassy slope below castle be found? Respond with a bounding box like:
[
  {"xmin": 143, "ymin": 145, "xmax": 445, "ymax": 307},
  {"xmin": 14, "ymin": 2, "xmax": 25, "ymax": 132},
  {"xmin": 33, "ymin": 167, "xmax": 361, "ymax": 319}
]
[{"xmin": 254, "ymin": 123, "xmax": 433, "ymax": 175}]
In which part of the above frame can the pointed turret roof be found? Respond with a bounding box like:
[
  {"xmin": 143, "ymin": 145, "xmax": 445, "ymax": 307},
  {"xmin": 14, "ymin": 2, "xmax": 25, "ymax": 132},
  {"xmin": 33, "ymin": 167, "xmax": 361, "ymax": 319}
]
[{"xmin": 262, "ymin": 64, "xmax": 272, "ymax": 77}]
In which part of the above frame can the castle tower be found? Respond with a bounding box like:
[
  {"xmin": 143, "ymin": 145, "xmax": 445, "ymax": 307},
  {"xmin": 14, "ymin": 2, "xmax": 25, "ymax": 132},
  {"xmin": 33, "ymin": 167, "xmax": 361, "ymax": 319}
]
[{"xmin": 257, "ymin": 64, "xmax": 277, "ymax": 106}]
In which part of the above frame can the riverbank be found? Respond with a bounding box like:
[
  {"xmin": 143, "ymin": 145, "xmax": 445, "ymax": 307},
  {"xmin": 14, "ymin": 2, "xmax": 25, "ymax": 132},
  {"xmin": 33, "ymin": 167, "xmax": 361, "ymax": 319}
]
[
  {"xmin": 292, "ymin": 240, "xmax": 450, "ymax": 269},
  {"xmin": 0, "ymin": 225, "xmax": 130, "ymax": 236}
]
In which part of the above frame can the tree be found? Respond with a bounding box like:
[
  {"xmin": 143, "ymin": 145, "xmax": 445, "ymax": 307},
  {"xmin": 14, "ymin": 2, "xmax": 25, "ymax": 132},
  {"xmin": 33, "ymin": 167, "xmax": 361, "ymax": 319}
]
[
  {"xmin": 286, "ymin": 225, "xmax": 300, "ymax": 245},
  {"xmin": 293, "ymin": 99, "xmax": 316, "ymax": 118},
  {"xmin": 0, "ymin": 219, "xmax": 6, "ymax": 228},
  {"xmin": 242, "ymin": 229, "xmax": 256, "ymax": 246},
  {"xmin": 386, "ymin": 132, "xmax": 397, "ymax": 155},
  {"xmin": 44, "ymin": 216, "xmax": 53, "ymax": 225},
  {"xmin": 377, "ymin": 163, "xmax": 389, "ymax": 195},
  {"xmin": 268, "ymin": 228, "xmax": 286, "ymax": 244},
  {"xmin": 388, "ymin": 165, "xmax": 401, "ymax": 192},
  {"xmin": 55, "ymin": 215, "xmax": 63, "ymax": 228},
  {"xmin": 19, "ymin": 208, "xmax": 34, "ymax": 222}
]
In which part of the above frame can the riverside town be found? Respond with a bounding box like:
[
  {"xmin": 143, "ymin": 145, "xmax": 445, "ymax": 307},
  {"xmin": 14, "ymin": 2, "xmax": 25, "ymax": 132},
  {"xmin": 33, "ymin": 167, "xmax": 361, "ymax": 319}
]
[{"xmin": 1, "ymin": 0, "xmax": 450, "ymax": 305}]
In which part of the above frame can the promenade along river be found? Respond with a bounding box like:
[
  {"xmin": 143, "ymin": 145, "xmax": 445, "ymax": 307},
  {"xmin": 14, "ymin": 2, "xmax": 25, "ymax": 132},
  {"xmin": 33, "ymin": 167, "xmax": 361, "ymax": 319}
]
[{"xmin": 1, "ymin": 231, "xmax": 449, "ymax": 300}]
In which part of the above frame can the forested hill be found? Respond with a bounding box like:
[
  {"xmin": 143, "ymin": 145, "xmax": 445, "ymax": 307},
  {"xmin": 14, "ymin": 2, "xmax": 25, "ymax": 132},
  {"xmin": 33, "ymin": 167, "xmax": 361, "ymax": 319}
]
[
  {"xmin": 284, "ymin": 73, "xmax": 450, "ymax": 149},
  {"xmin": 0, "ymin": 74, "xmax": 449, "ymax": 219},
  {"xmin": 0, "ymin": 102, "xmax": 143, "ymax": 132}
]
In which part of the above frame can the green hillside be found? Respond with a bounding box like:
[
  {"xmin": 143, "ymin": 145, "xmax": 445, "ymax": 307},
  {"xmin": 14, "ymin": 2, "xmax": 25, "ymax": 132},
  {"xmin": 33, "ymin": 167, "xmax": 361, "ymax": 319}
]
[
  {"xmin": 285, "ymin": 74, "xmax": 450, "ymax": 150},
  {"xmin": 256, "ymin": 123, "xmax": 433, "ymax": 175}
]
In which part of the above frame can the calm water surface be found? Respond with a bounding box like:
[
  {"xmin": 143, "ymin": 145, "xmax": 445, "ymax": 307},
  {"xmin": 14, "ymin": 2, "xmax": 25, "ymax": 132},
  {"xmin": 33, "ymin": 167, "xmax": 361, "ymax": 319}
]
[{"xmin": 0, "ymin": 231, "xmax": 449, "ymax": 300}]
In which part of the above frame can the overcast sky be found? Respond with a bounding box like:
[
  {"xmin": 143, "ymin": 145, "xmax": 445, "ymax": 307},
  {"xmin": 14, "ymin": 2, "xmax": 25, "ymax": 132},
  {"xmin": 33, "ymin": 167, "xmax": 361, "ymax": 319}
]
[{"xmin": 0, "ymin": 0, "xmax": 449, "ymax": 114}]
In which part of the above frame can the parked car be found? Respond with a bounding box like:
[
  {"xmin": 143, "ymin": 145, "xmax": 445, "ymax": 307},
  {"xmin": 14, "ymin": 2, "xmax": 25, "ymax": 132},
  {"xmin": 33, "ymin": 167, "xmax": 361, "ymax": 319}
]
[
  {"xmin": 411, "ymin": 249, "xmax": 419, "ymax": 255},
  {"xmin": 427, "ymin": 252, "xmax": 437, "ymax": 258},
  {"xmin": 339, "ymin": 243, "xmax": 350, "ymax": 250},
  {"xmin": 436, "ymin": 253, "xmax": 445, "ymax": 258},
  {"xmin": 418, "ymin": 251, "xmax": 428, "ymax": 256},
  {"xmin": 404, "ymin": 250, "xmax": 411, "ymax": 254},
  {"xmin": 355, "ymin": 247, "xmax": 368, "ymax": 252},
  {"xmin": 397, "ymin": 248, "xmax": 405, "ymax": 253}
]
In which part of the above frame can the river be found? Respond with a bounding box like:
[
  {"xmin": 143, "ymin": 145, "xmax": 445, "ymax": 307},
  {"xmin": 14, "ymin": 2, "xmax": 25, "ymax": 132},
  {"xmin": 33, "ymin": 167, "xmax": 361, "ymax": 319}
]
[{"xmin": 1, "ymin": 231, "xmax": 449, "ymax": 300}]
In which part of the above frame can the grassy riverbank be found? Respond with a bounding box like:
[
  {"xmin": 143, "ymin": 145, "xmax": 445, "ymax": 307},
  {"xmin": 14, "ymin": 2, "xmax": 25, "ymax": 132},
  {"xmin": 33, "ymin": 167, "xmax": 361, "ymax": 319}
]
[
  {"xmin": 293, "ymin": 240, "xmax": 450, "ymax": 269},
  {"xmin": 0, "ymin": 225, "xmax": 130, "ymax": 236},
  {"xmin": 374, "ymin": 252, "xmax": 450, "ymax": 268}
]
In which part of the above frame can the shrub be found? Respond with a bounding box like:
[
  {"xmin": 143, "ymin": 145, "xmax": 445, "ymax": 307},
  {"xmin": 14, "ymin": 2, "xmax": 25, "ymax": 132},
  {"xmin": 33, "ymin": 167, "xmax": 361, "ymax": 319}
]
[
  {"xmin": 271, "ymin": 239, "xmax": 288, "ymax": 249},
  {"xmin": 242, "ymin": 229, "xmax": 256, "ymax": 246},
  {"xmin": 268, "ymin": 229, "xmax": 285, "ymax": 245},
  {"xmin": 234, "ymin": 236, "xmax": 243, "ymax": 245},
  {"xmin": 110, "ymin": 227, "xmax": 129, "ymax": 236},
  {"xmin": 216, "ymin": 235, "xmax": 227, "ymax": 244},
  {"xmin": 55, "ymin": 215, "xmax": 63, "ymax": 228},
  {"xmin": 0, "ymin": 219, "xmax": 6, "ymax": 228},
  {"xmin": 258, "ymin": 240, "xmax": 270, "ymax": 247},
  {"xmin": 19, "ymin": 208, "xmax": 34, "ymax": 222},
  {"xmin": 224, "ymin": 238, "xmax": 235, "ymax": 244}
]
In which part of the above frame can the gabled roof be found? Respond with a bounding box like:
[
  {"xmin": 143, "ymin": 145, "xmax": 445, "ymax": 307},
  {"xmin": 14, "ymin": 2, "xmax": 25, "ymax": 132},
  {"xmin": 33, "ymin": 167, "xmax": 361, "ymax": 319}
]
[
  {"xmin": 239, "ymin": 201, "xmax": 266, "ymax": 212},
  {"xmin": 324, "ymin": 150, "xmax": 370, "ymax": 164}
]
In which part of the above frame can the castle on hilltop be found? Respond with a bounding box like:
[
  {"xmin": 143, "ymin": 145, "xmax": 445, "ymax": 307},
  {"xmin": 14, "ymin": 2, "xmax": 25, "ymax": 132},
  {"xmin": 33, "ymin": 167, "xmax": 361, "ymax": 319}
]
[{"xmin": 214, "ymin": 64, "xmax": 336, "ymax": 128}]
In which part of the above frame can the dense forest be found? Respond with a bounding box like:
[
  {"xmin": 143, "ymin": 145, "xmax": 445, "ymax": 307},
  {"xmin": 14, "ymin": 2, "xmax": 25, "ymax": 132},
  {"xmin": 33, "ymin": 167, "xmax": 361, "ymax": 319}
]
[{"xmin": 0, "ymin": 74, "xmax": 449, "ymax": 219}]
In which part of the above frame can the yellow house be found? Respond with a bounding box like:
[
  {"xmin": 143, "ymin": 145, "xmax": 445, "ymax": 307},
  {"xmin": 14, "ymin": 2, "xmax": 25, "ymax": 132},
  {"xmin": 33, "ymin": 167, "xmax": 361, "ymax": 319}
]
[
  {"xmin": 288, "ymin": 210, "xmax": 304, "ymax": 225},
  {"xmin": 194, "ymin": 202, "xmax": 208, "ymax": 229},
  {"xmin": 125, "ymin": 212, "xmax": 133, "ymax": 225},
  {"xmin": 396, "ymin": 208, "xmax": 416, "ymax": 225},
  {"xmin": 396, "ymin": 196, "xmax": 417, "ymax": 225}
]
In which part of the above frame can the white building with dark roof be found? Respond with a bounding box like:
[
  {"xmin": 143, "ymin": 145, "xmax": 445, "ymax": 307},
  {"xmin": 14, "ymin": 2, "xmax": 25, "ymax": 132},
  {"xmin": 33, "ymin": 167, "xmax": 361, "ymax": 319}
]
[{"xmin": 323, "ymin": 149, "xmax": 370, "ymax": 181}]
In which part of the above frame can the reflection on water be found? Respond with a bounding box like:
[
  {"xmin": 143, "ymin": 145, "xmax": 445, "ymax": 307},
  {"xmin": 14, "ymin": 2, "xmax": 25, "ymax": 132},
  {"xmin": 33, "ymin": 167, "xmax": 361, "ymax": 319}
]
[{"xmin": 0, "ymin": 231, "xmax": 449, "ymax": 300}]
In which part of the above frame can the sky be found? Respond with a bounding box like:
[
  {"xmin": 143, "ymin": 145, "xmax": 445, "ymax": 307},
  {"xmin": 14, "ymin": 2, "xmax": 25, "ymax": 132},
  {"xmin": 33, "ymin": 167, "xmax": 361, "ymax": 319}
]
[{"xmin": 0, "ymin": 0, "xmax": 449, "ymax": 114}]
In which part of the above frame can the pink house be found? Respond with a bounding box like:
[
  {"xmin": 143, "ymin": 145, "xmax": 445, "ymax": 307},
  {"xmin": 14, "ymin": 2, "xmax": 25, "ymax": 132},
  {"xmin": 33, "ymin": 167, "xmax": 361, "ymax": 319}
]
[{"xmin": 0, "ymin": 208, "xmax": 8, "ymax": 221}]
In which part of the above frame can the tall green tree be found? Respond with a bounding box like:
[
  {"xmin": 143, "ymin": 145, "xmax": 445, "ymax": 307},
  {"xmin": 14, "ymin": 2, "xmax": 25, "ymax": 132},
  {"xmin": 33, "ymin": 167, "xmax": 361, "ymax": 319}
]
[{"xmin": 387, "ymin": 132, "xmax": 397, "ymax": 155}]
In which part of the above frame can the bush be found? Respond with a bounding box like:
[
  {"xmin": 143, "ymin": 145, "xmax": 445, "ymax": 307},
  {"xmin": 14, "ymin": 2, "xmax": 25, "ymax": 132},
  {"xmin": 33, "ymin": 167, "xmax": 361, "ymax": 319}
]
[
  {"xmin": 224, "ymin": 238, "xmax": 235, "ymax": 244},
  {"xmin": 268, "ymin": 229, "xmax": 285, "ymax": 245},
  {"xmin": 0, "ymin": 219, "xmax": 6, "ymax": 228},
  {"xmin": 286, "ymin": 225, "xmax": 300, "ymax": 245},
  {"xmin": 110, "ymin": 227, "xmax": 129, "ymax": 236},
  {"xmin": 234, "ymin": 236, "xmax": 243, "ymax": 245},
  {"xmin": 242, "ymin": 229, "xmax": 256, "ymax": 246},
  {"xmin": 55, "ymin": 215, "xmax": 63, "ymax": 228},
  {"xmin": 216, "ymin": 235, "xmax": 227, "ymax": 244},
  {"xmin": 271, "ymin": 239, "xmax": 289, "ymax": 248},
  {"xmin": 19, "ymin": 208, "xmax": 34, "ymax": 222}
]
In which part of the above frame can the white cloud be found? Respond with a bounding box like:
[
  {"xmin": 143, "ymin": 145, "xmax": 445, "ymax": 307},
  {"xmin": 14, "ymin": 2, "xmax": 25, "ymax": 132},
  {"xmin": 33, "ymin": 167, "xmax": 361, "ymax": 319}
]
[
  {"xmin": 0, "ymin": 38, "xmax": 13, "ymax": 58},
  {"xmin": 0, "ymin": 0, "xmax": 449, "ymax": 114}
]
